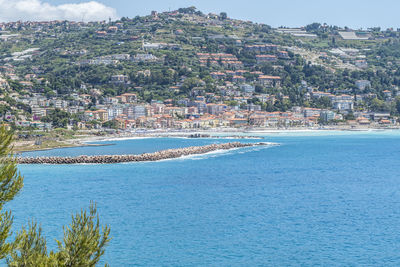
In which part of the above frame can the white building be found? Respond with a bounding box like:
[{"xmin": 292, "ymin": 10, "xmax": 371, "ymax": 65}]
[{"xmin": 241, "ymin": 84, "xmax": 255, "ymax": 93}]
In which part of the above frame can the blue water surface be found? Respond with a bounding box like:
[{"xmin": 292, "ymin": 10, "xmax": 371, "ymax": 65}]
[{"xmin": 6, "ymin": 131, "xmax": 400, "ymax": 266}]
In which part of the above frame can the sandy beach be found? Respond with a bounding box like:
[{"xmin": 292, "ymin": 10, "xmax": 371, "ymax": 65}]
[{"xmin": 13, "ymin": 125, "xmax": 400, "ymax": 153}]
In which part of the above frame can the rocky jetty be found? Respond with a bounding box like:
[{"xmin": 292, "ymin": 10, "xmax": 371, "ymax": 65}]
[{"xmin": 17, "ymin": 142, "xmax": 268, "ymax": 165}]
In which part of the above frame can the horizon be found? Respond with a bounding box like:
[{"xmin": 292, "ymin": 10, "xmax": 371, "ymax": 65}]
[{"xmin": 0, "ymin": 0, "xmax": 399, "ymax": 30}]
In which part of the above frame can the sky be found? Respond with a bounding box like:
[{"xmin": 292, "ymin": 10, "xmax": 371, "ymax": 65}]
[{"xmin": 0, "ymin": 0, "xmax": 399, "ymax": 29}]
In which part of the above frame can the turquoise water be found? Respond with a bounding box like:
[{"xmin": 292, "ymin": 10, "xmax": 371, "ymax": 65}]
[{"xmin": 6, "ymin": 131, "xmax": 400, "ymax": 265}]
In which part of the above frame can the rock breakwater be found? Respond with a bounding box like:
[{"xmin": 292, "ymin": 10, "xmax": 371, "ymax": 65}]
[{"xmin": 17, "ymin": 142, "xmax": 268, "ymax": 164}]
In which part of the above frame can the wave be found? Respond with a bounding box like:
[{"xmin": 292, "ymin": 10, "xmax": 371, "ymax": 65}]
[
  {"xmin": 84, "ymin": 136, "xmax": 154, "ymax": 143},
  {"xmin": 148, "ymin": 142, "xmax": 279, "ymax": 163},
  {"xmin": 20, "ymin": 142, "xmax": 279, "ymax": 165}
]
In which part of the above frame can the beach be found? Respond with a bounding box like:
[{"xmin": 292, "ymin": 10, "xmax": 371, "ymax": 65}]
[{"xmin": 12, "ymin": 125, "xmax": 400, "ymax": 153}]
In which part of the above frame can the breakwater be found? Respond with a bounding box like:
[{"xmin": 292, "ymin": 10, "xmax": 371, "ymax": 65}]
[{"xmin": 17, "ymin": 142, "xmax": 268, "ymax": 164}]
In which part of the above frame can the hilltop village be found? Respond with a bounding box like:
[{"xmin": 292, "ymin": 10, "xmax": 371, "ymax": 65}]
[{"xmin": 1, "ymin": 6, "xmax": 400, "ymax": 136}]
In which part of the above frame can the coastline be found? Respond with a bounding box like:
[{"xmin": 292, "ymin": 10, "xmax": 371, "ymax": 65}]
[
  {"xmin": 13, "ymin": 126, "xmax": 400, "ymax": 153},
  {"xmin": 14, "ymin": 143, "xmax": 113, "ymax": 153}
]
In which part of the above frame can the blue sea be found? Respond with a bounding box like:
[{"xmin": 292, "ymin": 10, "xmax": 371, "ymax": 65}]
[{"xmin": 6, "ymin": 130, "xmax": 400, "ymax": 266}]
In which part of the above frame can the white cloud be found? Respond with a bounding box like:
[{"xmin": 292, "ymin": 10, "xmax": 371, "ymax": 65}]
[{"xmin": 0, "ymin": 0, "xmax": 118, "ymax": 22}]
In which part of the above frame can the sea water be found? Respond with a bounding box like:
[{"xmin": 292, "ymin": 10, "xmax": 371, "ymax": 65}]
[{"xmin": 6, "ymin": 131, "xmax": 400, "ymax": 266}]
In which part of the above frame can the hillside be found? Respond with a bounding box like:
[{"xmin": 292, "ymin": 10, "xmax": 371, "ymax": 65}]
[{"xmin": 1, "ymin": 6, "xmax": 400, "ymax": 132}]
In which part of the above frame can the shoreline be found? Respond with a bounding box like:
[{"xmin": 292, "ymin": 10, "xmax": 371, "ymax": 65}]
[
  {"xmin": 17, "ymin": 142, "xmax": 271, "ymax": 165},
  {"xmin": 75, "ymin": 127, "xmax": 400, "ymax": 142},
  {"xmin": 14, "ymin": 143, "xmax": 113, "ymax": 154},
  {"xmin": 13, "ymin": 127, "xmax": 400, "ymax": 153}
]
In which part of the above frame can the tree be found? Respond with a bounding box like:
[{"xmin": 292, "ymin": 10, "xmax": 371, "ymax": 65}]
[
  {"xmin": 102, "ymin": 120, "xmax": 118, "ymax": 129},
  {"xmin": 0, "ymin": 127, "xmax": 24, "ymax": 259},
  {"xmin": 396, "ymin": 96, "xmax": 400, "ymax": 114},
  {"xmin": 8, "ymin": 222, "xmax": 49, "ymax": 266},
  {"xmin": 345, "ymin": 112, "xmax": 355, "ymax": 120},
  {"xmin": 305, "ymin": 23, "xmax": 321, "ymax": 32},
  {"xmin": 41, "ymin": 108, "xmax": 70, "ymax": 128},
  {"xmin": 314, "ymin": 96, "xmax": 332, "ymax": 109},
  {"xmin": 56, "ymin": 203, "xmax": 111, "ymax": 266},
  {"xmin": 8, "ymin": 204, "xmax": 111, "ymax": 266},
  {"xmin": 369, "ymin": 97, "xmax": 387, "ymax": 112},
  {"xmin": 178, "ymin": 6, "xmax": 197, "ymax": 14},
  {"xmin": 0, "ymin": 127, "xmax": 111, "ymax": 265},
  {"xmin": 219, "ymin": 12, "xmax": 227, "ymax": 20}
]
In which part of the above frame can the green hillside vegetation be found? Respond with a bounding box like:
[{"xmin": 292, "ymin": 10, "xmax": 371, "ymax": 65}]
[{"xmin": 1, "ymin": 6, "xmax": 400, "ymax": 131}]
